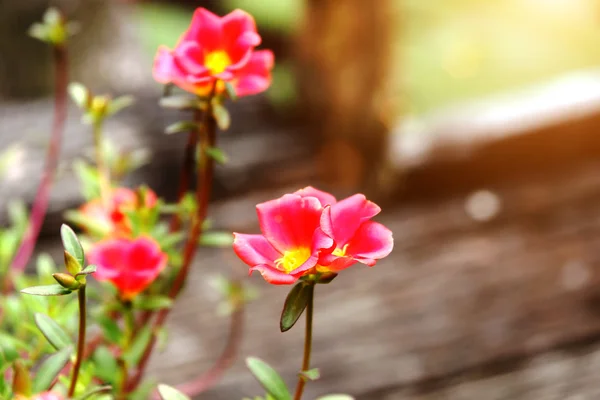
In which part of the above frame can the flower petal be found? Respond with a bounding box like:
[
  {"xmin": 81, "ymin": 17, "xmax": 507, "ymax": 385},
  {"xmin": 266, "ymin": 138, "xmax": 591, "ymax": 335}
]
[
  {"xmin": 174, "ymin": 41, "xmax": 209, "ymax": 75},
  {"xmin": 294, "ymin": 186, "xmax": 337, "ymax": 207},
  {"xmin": 180, "ymin": 8, "xmax": 223, "ymax": 50},
  {"xmin": 233, "ymin": 233, "xmax": 281, "ymax": 267},
  {"xmin": 232, "ymin": 50, "xmax": 274, "ymax": 97},
  {"xmin": 153, "ymin": 46, "xmax": 179, "ymax": 84},
  {"xmin": 256, "ymin": 193, "xmax": 323, "ymax": 253},
  {"xmin": 321, "ymin": 194, "xmax": 381, "ymax": 247},
  {"xmin": 250, "ymin": 264, "xmax": 299, "ymax": 285},
  {"xmin": 346, "ymin": 221, "xmax": 394, "ymax": 265},
  {"xmin": 222, "ymin": 9, "xmax": 261, "ymax": 66}
]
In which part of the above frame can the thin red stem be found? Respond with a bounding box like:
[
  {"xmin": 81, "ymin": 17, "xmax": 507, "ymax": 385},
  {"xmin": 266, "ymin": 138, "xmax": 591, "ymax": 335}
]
[
  {"xmin": 11, "ymin": 45, "xmax": 68, "ymax": 273},
  {"xmin": 125, "ymin": 84, "xmax": 218, "ymax": 392},
  {"xmin": 169, "ymin": 128, "xmax": 199, "ymax": 233}
]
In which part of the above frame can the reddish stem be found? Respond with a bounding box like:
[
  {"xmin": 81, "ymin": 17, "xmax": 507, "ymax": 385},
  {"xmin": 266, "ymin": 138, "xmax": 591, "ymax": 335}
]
[
  {"xmin": 169, "ymin": 127, "xmax": 199, "ymax": 233},
  {"xmin": 125, "ymin": 84, "xmax": 217, "ymax": 392},
  {"xmin": 11, "ymin": 45, "xmax": 68, "ymax": 273}
]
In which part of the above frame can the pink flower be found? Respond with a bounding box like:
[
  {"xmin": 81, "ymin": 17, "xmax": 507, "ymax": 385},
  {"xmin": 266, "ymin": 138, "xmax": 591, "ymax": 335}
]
[
  {"xmin": 79, "ymin": 187, "xmax": 157, "ymax": 238},
  {"xmin": 233, "ymin": 187, "xmax": 393, "ymax": 284},
  {"xmin": 31, "ymin": 393, "xmax": 64, "ymax": 400},
  {"xmin": 153, "ymin": 8, "xmax": 274, "ymax": 97},
  {"xmin": 87, "ymin": 236, "xmax": 167, "ymax": 300}
]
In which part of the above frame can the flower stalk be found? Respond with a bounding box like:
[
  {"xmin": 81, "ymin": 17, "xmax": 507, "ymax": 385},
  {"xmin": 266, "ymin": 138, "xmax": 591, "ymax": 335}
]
[
  {"xmin": 293, "ymin": 284, "xmax": 314, "ymax": 400},
  {"xmin": 125, "ymin": 82, "xmax": 218, "ymax": 393},
  {"xmin": 68, "ymin": 284, "xmax": 87, "ymax": 397},
  {"xmin": 11, "ymin": 44, "xmax": 68, "ymax": 274}
]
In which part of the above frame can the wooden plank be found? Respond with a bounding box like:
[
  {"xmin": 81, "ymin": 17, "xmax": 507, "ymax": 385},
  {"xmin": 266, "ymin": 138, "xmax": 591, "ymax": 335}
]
[{"xmin": 138, "ymin": 160, "xmax": 600, "ymax": 398}]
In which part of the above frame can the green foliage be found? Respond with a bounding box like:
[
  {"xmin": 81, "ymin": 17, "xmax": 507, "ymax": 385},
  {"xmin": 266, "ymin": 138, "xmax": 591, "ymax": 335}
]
[
  {"xmin": 132, "ymin": 295, "xmax": 173, "ymax": 311},
  {"xmin": 299, "ymin": 368, "xmax": 320, "ymax": 381},
  {"xmin": 34, "ymin": 313, "xmax": 73, "ymax": 350},
  {"xmin": 246, "ymin": 357, "xmax": 291, "ymax": 400},
  {"xmin": 165, "ymin": 121, "xmax": 199, "ymax": 135},
  {"xmin": 200, "ymin": 231, "xmax": 234, "ymax": 247},
  {"xmin": 211, "ymin": 101, "xmax": 231, "ymax": 130},
  {"xmin": 204, "ymin": 147, "xmax": 229, "ymax": 164},
  {"xmin": 280, "ymin": 282, "xmax": 313, "ymax": 332},
  {"xmin": 61, "ymin": 224, "xmax": 85, "ymax": 269},
  {"xmin": 21, "ymin": 284, "xmax": 72, "ymax": 296},
  {"xmin": 32, "ymin": 346, "xmax": 72, "ymax": 393}
]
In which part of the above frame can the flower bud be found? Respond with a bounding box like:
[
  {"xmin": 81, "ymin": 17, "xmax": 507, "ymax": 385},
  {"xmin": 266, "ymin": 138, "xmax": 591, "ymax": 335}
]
[{"xmin": 52, "ymin": 273, "xmax": 81, "ymax": 290}]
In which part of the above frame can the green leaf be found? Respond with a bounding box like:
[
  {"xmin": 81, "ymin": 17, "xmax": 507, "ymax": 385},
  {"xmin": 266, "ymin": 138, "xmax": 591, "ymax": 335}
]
[
  {"xmin": 157, "ymin": 384, "xmax": 190, "ymax": 400},
  {"xmin": 96, "ymin": 315, "xmax": 122, "ymax": 345},
  {"xmin": 300, "ymin": 368, "xmax": 320, "ymax": 381},
  {"xmin": 316, "ymin": 396, "xmax": 354, "ymax": 400},
  {"xmin": 21, "ymin": 284, "xmax": 72, "ymax": 296},
  {"xmin": 34, "ymin": 313, "xmax": 73, "ymax": 350},
  {"xmin": 280, "ymin": 282, "xmax": 313, "ymax": 332},
  {"xmin": 199, "ymin": 231, "xmax": 233, "ymax": 247},
  {"xmin": 68, "ymin": 82, "xmax": 89, "ymax": 109},
  {"xmin": 93, "ymin": 346, "xmax": 119, "ymax": 385},
  {"xmin": 204, "ymin": 147, "xmax": 228, "ymax": 164},
  {"xmin": 159, "ymin": 96, "xmax": 202, "ymax": 110},
  {"xmin": 43, "ymin": 7, "xmax": 61, "ymax": 25},
  {"xmin": 107, "ymin": 95, "xmax": 135, "ymax": 116},
  {"xmin": 224, "ymin": 81, "xmax": 238, "ymax": 101},
  {"xmin": 245, "ymin": 357, "xmax": 291, "ymax": 400},
  {"xmin": 60, "ymin": 224, "xmax": 85, "ymax": 268},
  {"xmin": 211, "ymin": 101, "xmax": 230, "ymax": 130},
  {"xmin": 132, "ymin": 295, "xmax": 173, "ymax": 311},
  {"xmin": 123, "ymin": 325, "xmax": 152, "ymax": 366},
  {"xmin": 76, "ymin": 385, "xmax": 113, "ymax": 400},
  {"xmin": 28, "ymin": 23, "xmax": 48, "ymax": 41},
  {"xmin": 165, "ymin": 121, "xmax": 198, "ymax": 135},
  {"xmin": 32, "ymin": 346, "xmax": 72, "ymax": 393},
  {"xmin": 75, "ymin": 264, "xmax": 97, "ymax": 278}
]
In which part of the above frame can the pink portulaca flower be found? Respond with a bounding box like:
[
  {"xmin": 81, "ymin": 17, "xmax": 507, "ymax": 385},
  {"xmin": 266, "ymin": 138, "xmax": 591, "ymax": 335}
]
[
  {"xmin": 153, "ymin": 7, "xmax": 274, "ymax": 97},
  {"xmin": 79, "ymin": 187, "xmax": 158, "ymax": 238},
  {"xmin": 32, "ymin": 393, "xmax": 64, "ymax": 400},
  {"xmin": 87, "ymin": 237, "xmax": 168, "ymax": 300},
  {"xmin": 233, "ymin": 187, "xmax": 393, "ymax": 284}
]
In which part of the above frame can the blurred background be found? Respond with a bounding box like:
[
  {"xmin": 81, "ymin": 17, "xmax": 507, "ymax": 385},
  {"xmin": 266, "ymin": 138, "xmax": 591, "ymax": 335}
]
[{"xmin": 3, "ymin": 0, "xmax": 600, "ymax": 398}]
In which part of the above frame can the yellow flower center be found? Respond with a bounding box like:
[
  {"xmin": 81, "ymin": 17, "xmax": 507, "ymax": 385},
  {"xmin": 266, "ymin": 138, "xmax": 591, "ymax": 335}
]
[
  {"xmin": 275, "ymin": 247, "xmax": 311, "ymax": 273},
  {"xmin": 205, "ymin": 50, "xmax": 231, "ymax": 75},
  {"xmin": 332, "ymin": 244, "xmax": 349, "ymax": 257}
]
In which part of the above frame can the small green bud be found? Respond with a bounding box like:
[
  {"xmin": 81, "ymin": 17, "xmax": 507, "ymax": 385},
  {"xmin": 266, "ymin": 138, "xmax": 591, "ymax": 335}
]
[
  {"xmin": 53, "ymin": 272, "xmax": 81, "ymax": 290},
  {"xmin": 64, "ymin": 250, "xmax": 82, "ymax": 275}
]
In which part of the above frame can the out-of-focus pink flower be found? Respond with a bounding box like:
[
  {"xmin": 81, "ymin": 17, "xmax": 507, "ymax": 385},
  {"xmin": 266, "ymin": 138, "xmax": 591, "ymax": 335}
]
[
  {"xmin": 79, "ymin": 187, "xmax": 157, "ymax": 238},
  {"xmin": 87, "ymin": 236, "xmax": 167, "ymax": 300},
  {"xmin": 233, "ymin": 187, "xmax": 393, "ymax": 285},
  {"xmin": 31, "ymin": 393, "xmax": 64, "ymax": 400},
  {"xmin": 153, "ymin": 8, "xmax": 274, "ymax": 97}
]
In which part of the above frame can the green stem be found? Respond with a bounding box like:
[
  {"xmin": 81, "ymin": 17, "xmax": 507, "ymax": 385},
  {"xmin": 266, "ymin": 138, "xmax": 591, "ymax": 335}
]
[
  {"xmin": 293, "ymin": 284, "xmax": 314, "ymax": 400},
  {"xmin": 68, "ymin": 285, "xmax": 87, "ymax": 397},
  {"xmin": 93, "ymin": 121, "xmax": 111, "ymax": 204}
]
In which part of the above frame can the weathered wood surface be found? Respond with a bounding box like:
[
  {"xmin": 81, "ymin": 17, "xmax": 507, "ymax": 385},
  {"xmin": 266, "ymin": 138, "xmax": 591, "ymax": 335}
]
[{"xmin": 134, "ymin": 152, "xmax": 600, "ymax": 399}]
